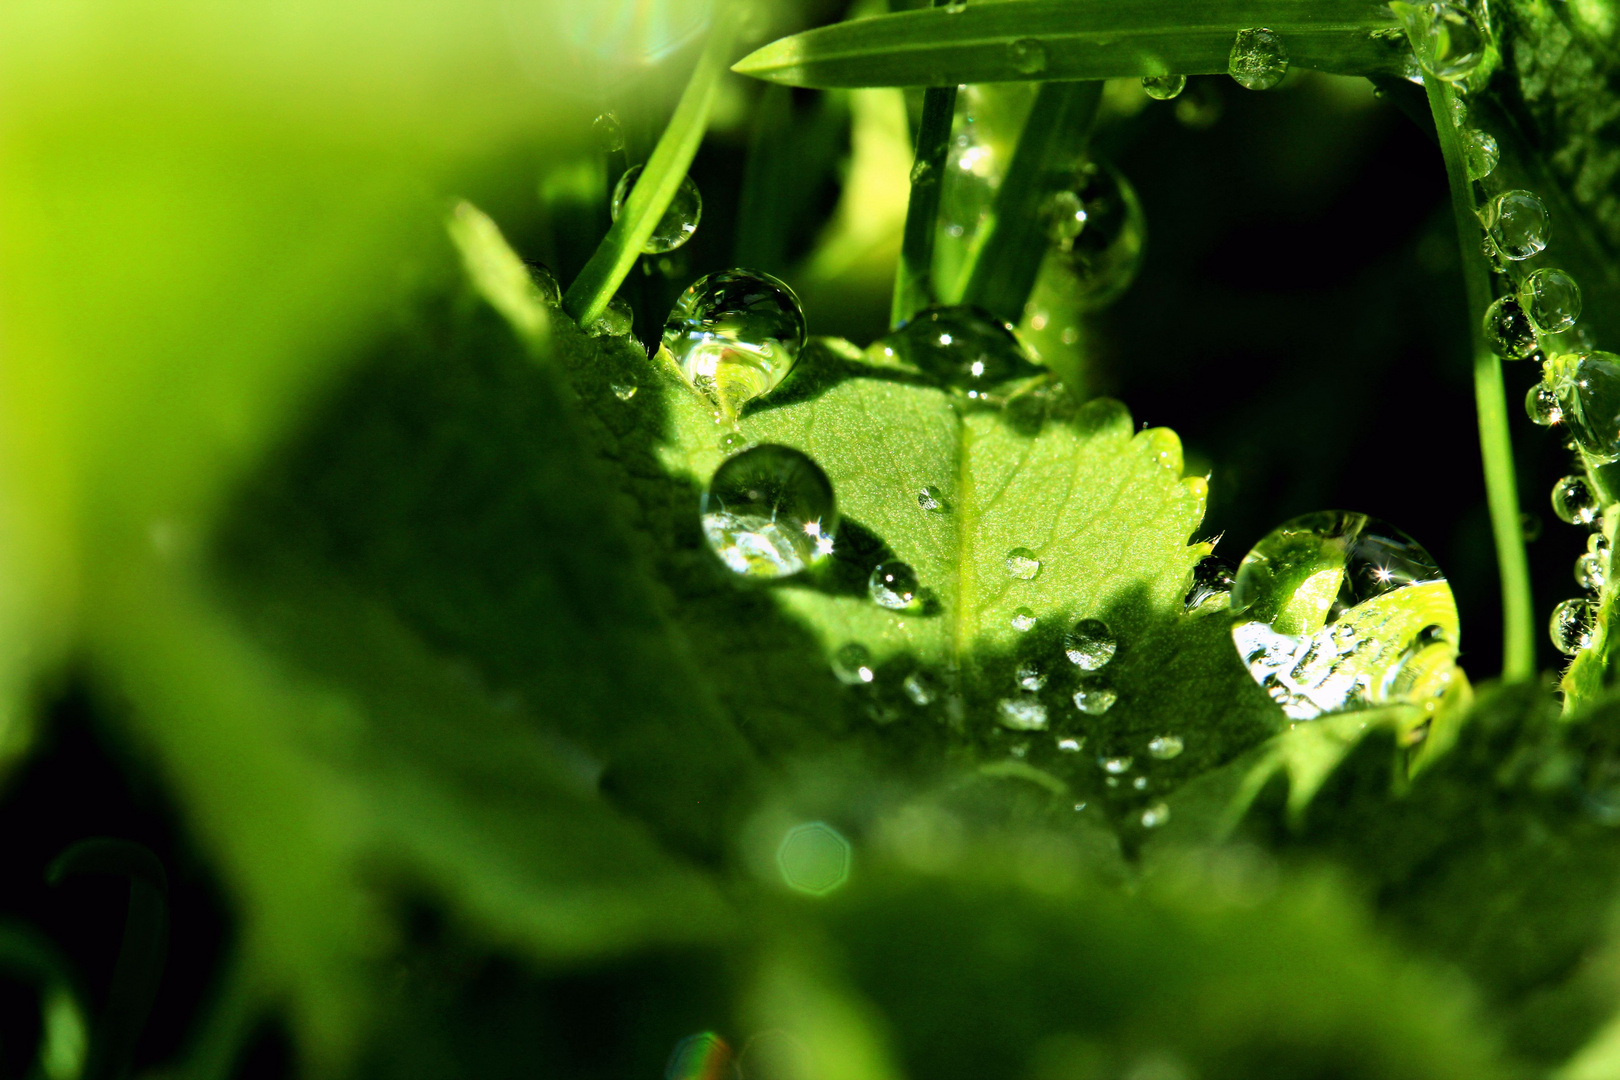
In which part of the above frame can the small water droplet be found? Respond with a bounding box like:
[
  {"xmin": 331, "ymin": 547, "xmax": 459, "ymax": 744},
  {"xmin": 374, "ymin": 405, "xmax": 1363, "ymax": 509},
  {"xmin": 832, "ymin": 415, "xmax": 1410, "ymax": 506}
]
[
  {"xmin": 1228, "ymin": 28, "xmax": 1288, "ymax": 91},
  {"xmin": 1140, "ymin": 802, "xmax": 1171, "ymax": 828},
  {"xmin": 593, "ymin": 112, "xmax": 626, "ymax": 154},
  {"xmin": 1463, "ymin": 128, "xmax": 1499, "ymax": 180},
  {"xmin": 1551, "ymin": 351, "xmax": 1620, "ymax": 462},
  {"xmin": 719, "ymin": 431, "xmax": 749, "ymax": 452},
  {"xmin": 832, "ymin": 643, "xmax": 875, "ymax": 685},
  {"xmin": 1148, "ymin": 734, "xmax": 1185, "ymax": 760},
  {"xmin": 665, "ymin": 1032, "xmax": 733, "ymax": 1080},
  {"xmin": 525, "ymin": 261, "xmax": 562, "ymax": 306},
  {"xmin": 1142, "ymin": 74, "xmax": 1187, "ymax": 100},
  {"xmin": 1073, "ymin": 680, "xmax": 1117, "ymax": 715},
  {"xmin": 1552, "ymin": 474, "xmax": 1599, "ymax": 526},
  {"xmin": 610, "ymin": 382, "xmax": 637, "ymax": 401},
  {"xmin": 1099, "ymin": 755, "xmax": 1133, "ymax": 774},
  {"xmin": 1064, "ymin": 618, "xmax": 1117, "ymax": 670},
  {"xmin": 1132, "ymin": 775, "xmax": 1149, "ymax": 790},
  {"xmin": 1592, "ymin": 532, "xmax": 1611, "ymax": 557},
  {"xmin": 1006, "ymin": 547, "xmax": 1041, "ymax": 580},
  {"xmin": 1008, "ymin": 37, "xmax": 1047, "ymax": 75},
  {"xmin": 664, "ymin": 269, "xmax": 806, "ymax": 419},
  {"xmin": 1483, "ymin": 296, "xmax": 1538, "ymax": 360},
  {"xmin": 611, "ymin": 165, "xmax": 702, "ymax": 254},
  {"xmin": 903, "ymin": 669, "xmax": 939, "ymax": 706},
  {"xmin": 1418, "ymin": 2, "xmax": 1485, "ymax": 81},
  {"xmin": 1577, "ymin": 551, "xmax": 1608, "ymax": 591},
  {"xmin": 1056, "ymin": 736, "xmax": 1084, "ymax": 753},
  {"xmin": 1525, "ymin": 382, "xmax": 1563, "ymax": 426},
  {"xmin": 1551, "ymin": 597, "xmax": 1598, "ymax": 655},
  {"xmin": 1520, "ymin": 268, "xmax": 1582, "ymax": 334},
  {"xmin": 1185, "ymin": 555, "xmax": 1236, "ymax": 614},
  {"xmin": 878, "ymin": 305, "xmax": 1040, "ymax": 395},
  {"xmin": 997, "ymin": 695, "xmax": 1049, "ymax": 731},
  {"xmin": 1484, "ymin": 190, "xmax": 1550, "ymax": 261},
  {"xmin": 869, "ymin": 561, "xmax": 922, "ymax": 609},
  {"xmin": 909, "ymin": 158, "xmax": 935, "ymax": 186},
  {"xmin": 1011, "ymin": 605, "xmax": 1037, "ymax": 632},
  {"xmin": 1015, "ymin": 659, "xmax": 1047, "ymax": 692},
  {"xmin": 918, "ymin": 484, "xmax": 947, "ymax": 512},
  {"xmin": 701, "ymin": 444, "xmax": 837, "ymax": 577},
  {"xmin": 585, "ymin": 296, "xmax": 634, "ymax": 338}
]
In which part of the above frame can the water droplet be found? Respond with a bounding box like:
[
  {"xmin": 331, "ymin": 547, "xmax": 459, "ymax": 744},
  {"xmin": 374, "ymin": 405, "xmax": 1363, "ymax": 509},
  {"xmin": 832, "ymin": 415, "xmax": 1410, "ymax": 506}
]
[
  {"xmin": 585, "ymin": 296, "xmax": 634, "ymax": 338},
  {"xmin": 776, "ymin": 822, "xmax": 852, "ymax": 896},
  {"xmin": 1064, "ymin": 618, "xmax": 1117, "ymax": 670},
  {"xmin": 593, "ymin": 112, "xmax": 626, "ymax": 154},
  {"xmin": 1148, "ymin": 734, "xmax": 1185, "ymax": 760},
  {"xmin": 1483, "ymin": 296, "xmax": 1538, "ymax": 360},
  {"xmin": 665, "ymin": 1032, "xmax": 733, "ymax": 1080},
  {"xmin": 610, "ymin": 382, "xmax": 637, "ymax": 401},
  {"xmin": 903, "ymin": 669, "xmax": 939, "ymax": 706},
  {"xmin": 1006, "ymin": 547, "xmax": 1041, "ymax": 580},
  {"xmin": 1520, "ymin": 268, "xmax": 1582, "ymax": 334},
  {"xmin": 1140, "ymin": 802, "xmax": 1171, "ymax": 828},
  {"xmin": 1142, "ymin": 74, "xmax": 1187, "ymax": 100},
  {"xmin": 1229, "ymin": 512, "xmax": 1460, "ymax": 720},
  {"xmin": 878, "ymin": 305, "xmax": 1041, "ymax": 395},
  {"xmin": 909, "ymin": 158, "xmax": 935, "ymax": 186},
  {"xmin": 1011, "ymin": 605, "xmax": 1037, "ymax": 632},
  {"xmin": 1484, "ymin": 190, "xmax": 1550, "ymax": 261},
  {"xmin": 611, "ymin": 165, "xmax": 702, "ymax": 254},
  {"xmin": 1552, "ymin": 474, "xmax": 1599, "ymax": 526},
  {"xmin": 663, "ymin": 269, "xmax": 806, "ymax": 419},
  {"xmin": 1056, "ymin": 736, "xmax": 1084, "ymax": 753},
  {"xmin": 702, "ymin": 444, "xmax": 837, "ymax": 577},
  {"xmin": 1228, "ymin": 28, "xmax": 1288, "ymax": 91},
  {"xmin": 1464, "ymin": 128, "xmax": 1499, "ymax": 180},
  {"xmin": 1073, "ymin": 680, "xmax": 1117, "ymax": 715},
  {"xmin": 1100, "ymin": 755, "xmax": 1134, "ymax": 774},
  {"xmin": 1047, "ymin": 163, "xmax": 1146, "ymax": 310},
  {"xmin": 1015, "ymin": 659, "xmax": 1047, "ymax": 692},
  {"xmin": 1418, "ymin": 2, "xmax": 1485, "ymax": 81},
  {"xmin": 1526, "ymin": 381, "xmax": 1563, "ymax": 426},
  {"xmin": 1041, "ymin": 189, "xmax": 1086, "ymax": 246},
  {"xmin": 525, "ymin": 261, "xmax": 562, "ymax": 306},
  {"xmin": 1577, "ymin": 551, "xmax": 1608, "ymax": 591},
  {"xmin": 1008, "ymin": 37, "xmax": 1047, "ymax": 75},
  {"xmin": 1592, "ymin": 532, "xmax": 1612, "ymax": 557},
  {"xmin": 997, "ymin": 696, "xmax": 1049, "ymax": 731},
  {"xmin": 1551, "ymin": 597, "xmax": 1598, "ymax": 655},
  {"xmin": 1552, "ymin": 351, "xmax": 1620, "ymax": 462},
  {"xmin": 918, "ymin": 484, "xmax": 947, "ymax": 512},
  {"xmin": 1132, "ymin": 775, "xmax": 1149, "ymax": 791},
  {"xmin": 832, "ymin": 643, "xmax": 875, "ymax": 685},
  {"xmin": 1185, "ymin": 555, "xmax": 1236, "ymax": 614},
  {"xmin": 869, "ymin": 561, "xmax": 921, "ymax": 609}
]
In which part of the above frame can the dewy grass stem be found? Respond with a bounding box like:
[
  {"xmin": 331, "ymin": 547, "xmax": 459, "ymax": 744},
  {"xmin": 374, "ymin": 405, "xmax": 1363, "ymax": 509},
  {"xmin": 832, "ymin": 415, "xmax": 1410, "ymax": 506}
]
[{"xmin": 892, "ymin": 81, "xmax": 957, "ymax": 327}]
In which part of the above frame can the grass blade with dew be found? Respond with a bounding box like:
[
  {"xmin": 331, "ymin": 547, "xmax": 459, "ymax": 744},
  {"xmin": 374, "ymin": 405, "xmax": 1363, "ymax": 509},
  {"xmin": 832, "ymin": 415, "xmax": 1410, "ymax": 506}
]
[
  {"xmin": 732, "ymin": 0, "xmax": 1407, "ymax": 89},
  {"xmin": 892, "ymin": 82, "xmax": 958, "ymax": 327}
]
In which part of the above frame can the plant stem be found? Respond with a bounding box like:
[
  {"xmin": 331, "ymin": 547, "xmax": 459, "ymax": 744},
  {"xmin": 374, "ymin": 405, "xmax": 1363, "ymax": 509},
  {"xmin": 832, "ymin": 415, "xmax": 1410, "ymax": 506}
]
[
  {"xmin": 892, "ymin": 81, "xmax": 957, "ymax": 327},
  {"xmin": 1420, "ymin": 74, "xmax": 1535, "ymax": 680},
  {"xmin": 563, "ymin": 8, "xmax": 740, "ymax": 327}
]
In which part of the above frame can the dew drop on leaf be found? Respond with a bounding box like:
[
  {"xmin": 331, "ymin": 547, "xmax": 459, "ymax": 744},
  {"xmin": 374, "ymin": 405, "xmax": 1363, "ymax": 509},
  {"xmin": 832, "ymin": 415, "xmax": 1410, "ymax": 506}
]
[
  {"xmin": 1576, "ymin": 551, "xmax": 1607, "ymax": 591},
  {"xmin": 1525, "ymin": 381, "xmax": 1563, "ymax": 426},
  {"xmin": 1229, "ymin": 512, "xmax": 1460, "ymax": 720},
  {"xmin": 918, "ymin": 484, "xmax": 946, "ymax": 512},
  {"xmin": 610, "ymin": 382, "xmax": 637, "ymax": 401},
  {"xmin": 869, "ymin": 561, "xmax": 921, "ymax": 610},
  {"xmin": 1520, "ymin": 268, "xmax": 1582, "ymax": 334},
  {"xmin": 1228, "ymin": 28, "xmax": 1288, "ymax": 91},
  {"xmin": 1015, "ymin": 659, "xmax": 1047, "ymax": 692},
  {"xmin": 1008, "ymin": 37, "xmax": 1047, "ymax": 74},
  {"xmin": 1551, "ymin": 598, "xmax": 1599, "ymax": 656},
  {"xmin": 1147, "ymin": 734, "xmax": 1185, "ymax": 760},
  {"xmin": 1056, "ymin": 736, "xmax": 1084, "ymax": 753},
  {"xmin": 1484, "ymin": 190, "xmax": 1550, "ymax": 261},
  {"xmin": 903, "ymin": 669, "xmax": 939, "ymax": 706},
  {"xmin": 1552, "ymin": 351, "xmax": 1620, "ymax": 462},
  {"xmin": 663, "ymin": 269, "xmax": 806, "ymax": 419},
  {"xmin": 1073, "ymin": 680, "xmax": 1117, "ymax": 715},
  {"xmin": 1463, "ymin": 128, "xmax": 1498, "ymax": 180},
  {"xmin": 1483, "ymin": 296, "xmax": 1538, "ymax": 360},
  {"xmin": 1011, "ymin": 605, "xmax": 1037, "ymax": 632},
  {"xmin": 1006, "ymin": 547, "xmax": 1041, "ymax": 580},
  {"xmin": 1417, "ymin": 2, "xmax": 1485, "ymax": 82},
  {"xmin": 585, "ymin": 296, "xmax": 634, "ymax": 338},
  {"xmin": 1064, "ymin": 618, "xmax": 1117, "ymax": 670},
  {"xmin": 1142, "ymin": 74, "xmax": 1187, "ymax": 100},
  {"xmin": 1099, "ymin": 755, "xmax": 1133, "ymax": 774},
  {"xmin": 879, "ymin": 305, "xmax": 1041, "ymax": 396},
  {"xmin": 1185, "ymin": 555, "xmax": 1236, "ymax": 614},
  {"xmin": 611, "ymin": 164, "xmax": 702, "ymax": 253},
  {"xmin": 832, "ymin": 643, "xmax": 875, "ymax": 685},
  {"xmin": 701, "ymin": 444, "xmax": 837, "ymax": 578},
  {"xmin": 1552, "ymin": 474, "xmax": 1599, "ymax": 526},
  {"xmin": 997, "ymin": 696, "xmax": 1049, "ymax": 731},
  {"xmin": 592, "ymin": 111, "xmax": 626, "ymax": 153}
]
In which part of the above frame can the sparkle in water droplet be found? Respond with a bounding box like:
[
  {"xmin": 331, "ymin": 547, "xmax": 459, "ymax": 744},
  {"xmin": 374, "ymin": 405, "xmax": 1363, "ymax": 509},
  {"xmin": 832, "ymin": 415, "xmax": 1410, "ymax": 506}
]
[
  {"xmin": 1042, "ymin": 189, "xmax": 1086, "ymax": 246},
  {"xmin": 832, "ymin": 643, "xmax": 875, "ymax": 685},
  {"xmin": 869, "ymin": 561, "xmax": 921, "ymax": 609},
  {"xmin": 903, "ymin": 669, "xmax": 939, "ymax": 706},
  {"xmin": 918, "ymin": 484, "xmax": 946, "ymax": 512},
  {"xmin": 1418, "ymin": 2, "xmax": 1485, "ymax": 81},
  {"xmin": 1577, "ymin": 551, "xmax": 1608, "ymax": 591},
  {"xmin": 1064, "ymin": 619, "xmax": 1117, "ymax": 670},
  {"xmin": 1464, "ymin": 128, "xmax": 1499, "ymax": 180},
  {"xmin": 610, "ymin": 382, "xmax": 637, "ymax": 401},
  {"xmin": 701, "ymin": 444, "xmax": 837, "ymax": 578},
  {"xmin": 1140, "ymin": 802, "xmax": 1171, "ymax": 828},
  {"xmin": 1011, "ymin": 605, "xmax": 1037, "ymax": 632},
  {"xmin": 1100, "ymin": 755, "xmax": 1133, "ymax": 774},
  {"xmin": 1006, "ymin": 547, "xmax": 1041, "ymax": 580},
  {"xmin": 1551, "ymin": 351, "xmax": 1620, "ymax": 463},
  {"xmin": 1228, "ymin": 28, "xmax": 1288, "ymax": 91},
  {"xmin": 1132, "ymin": 775, "xmax": 1149, "ymax": 790},
  {"xmin": 663, "ymin": 269, "xmax": 806, "ymax": 420},
  {"xmin": 664, "ymin": 1032, "xmax": 733, "ymax": 1080},
  {"xmin": 879, "ymin": 305, "xmax": 1040, "ymax": 396},
  {"xmin": 586, "ymin": 296, "xmax": 634, "ymax": 338},
  {"xmin": 1073, "ymin": 680, "xmax": 1117, "ymax": 715},
  {"xmin": 1148, "ymin": 734, "xmax": 1185, "ymax": 760},
  {"xmin": 1229, "ymin": 512, "xmax": 1460, "ymax": 721},
  {"xmin": 1057, "ymin": 737, "xmax": 1084, "ymax": 754},
  {"xmin": 1142, "ymin": 74, "xmax": 1187, "ymax": 100},
  {"xmin": 593, "ymin": 112, "xmax": 626, "ymax": 154},
  {"xmin": 997, "ymin": 695, "xmax": 1049, "ymax": 731},
  {"xmin": 1592, "ymin": 532, "xmax": 1611, "ymax": 557},
  {"xmin": 1484, "ymin": 190, "xmax": 1550, "ymax": 261},
  {"xmin": 526, "ymin": 261, "xmax": 562, "ymax": 306},
  {"xmin": 1015, "ymin": 659, "xmax": 1047, "ymax": 692},
  {"xmin": 1483, "ymin": 296, "xmax": 1538, "ymax": 360},
  {"xmin": 1520, "ymin": 268, "xmax": 1582, "ymax": 334},
  {"xmin": 611, "ymin": 165, "xmax": 702, "ymax": 254},
  {"xmin": 1552, "ymin": 474, "xmax": 1599, "ymax": 526},
  {"xmin": 719, "ymin": 431, "xmax": 749, "ymax": 452},
  {"xmin": 1551, "ymin": 597, "xmax": 1599, "ymax": 655},
  {"xmin": 1185, "ymin": 555, "xmax": 1236, "ymax": 614},
  {"xmin": 1008, "ymin": 37, "xmax": 1047, "ymax": 74},
  {"xmin": 1047, "ymin": 163, "xmax": 1146, "ymax": 311},
  {"xmin": 1526, "ymin": 381, "xmax": 1563, "ymax": 426}
]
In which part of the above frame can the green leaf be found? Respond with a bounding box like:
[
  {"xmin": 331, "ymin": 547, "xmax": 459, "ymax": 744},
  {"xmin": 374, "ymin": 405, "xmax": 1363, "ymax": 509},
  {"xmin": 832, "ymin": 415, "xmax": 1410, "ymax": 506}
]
[{"xmin": 732, "ymin": 0, "xmax": 1409, "ymax": 89}]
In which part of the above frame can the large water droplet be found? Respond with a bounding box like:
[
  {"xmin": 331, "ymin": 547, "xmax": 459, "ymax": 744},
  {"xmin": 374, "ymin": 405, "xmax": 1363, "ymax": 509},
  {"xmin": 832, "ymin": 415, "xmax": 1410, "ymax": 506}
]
[
  {"xmin": 997, "ymin": 696, "xmax": 1049, "ymax": 731},
  {"xmin": 1008, "ymin": 37, "xmax": 1047, "ymax": 74},
  {"xmin": 1072, "ymin": 680, "xmax": 1117, "ymax": 715},
  {"xmin": 585, "ymin": 296, "xmax": 634, "ymax": 338},
  {"xmin": 1552, "ymin": 474, "xmax": 1599, "ymax": 526},
  {"xmin": 918, "ymin": 484, "xmax": 947, "ymax": 512},
  {"xmin": 1142, "ymin": 74, "xmax": 1187, "ymax": 100},
  {"xmin": 1230, "ymin": 512, "xmax": 1460, "ymax": 720},
  {"xmin": 869, "ymin": 561, "xmax": 921, "ymax": 609},
  {"xmin": 1577, "ymin": 551, "xmax": 1608, "ymax": 591},
  {"xmin": 1484, "ymin": 190, "xmax": 1550, "ymax": 261},
  {"xmin": 1148, "ymin": 734, "xmax": 1185, "ymax": 760},
  {"xmin": 1047, "ymin": 163, "xmax": 1146, "ymax": 311},
  {"xmin": 832, "ymin": 643, "xmax": 875, "ymax": 685},
  {"xmin": 1464, "ymin": 128, "xmax": 1499, "ymax": 180},
  {"xmin": 1520, "ymin": 268, "xmax": 1582, "ymax": 334},
  {"xmin": 903, "ymin": 669, "xmax": 939, "ymax": 706},
  {"xmin": 611, "ymin": 164, "xmax": 702, "ymax": 253},
  {"xmin": 1418, "ymin": 2, "xmax": 1485, "ymax": 81},
  {"xmin": 1552, "ymin": 352, "xmax": 1620, "ymax": 463},
  {"xmin": 1526, "ymin": 381, "xmax": 1563, "ymax": 426},
  {"xmin": 1006, "ymin": 547, "xmax": 1041, "ymax": 580},
  {"xmin": 1185, "ymin": 555, "xmax": 1236, "ymax": 614},
  {"xmin": 664, "ymin": 269, "xmax": 806, "ymax": 419},
  {"xmin": 1011, "ymin": 605, "xmax": 1037, "ymax": 632},
  {"xmin": 701, "ymin": 444, "xmax": 837, "ymax": 578},
  {"xmin": 1483, "ymin": 296, "xmax": 1538, "ymax": 360},
  {"xmin": 665, "ymin": 1032, "xmax": 733, "ymax": 1080},
  {"xmin": 593, "ymin": 112, "xmax": 626, "ymax": 154},
  {"xmin": 1228, "ymin": 28, "xmax": 1288, "ymax": 90},
  {"xmin": 1551, "ymin": 597, "xmax": 1598, "ymax": 655},
  {"xmin": 1064, "ymin": 619, "xmax": 1117, "ymax": 670},
  {"xmin": 879, "ymin": 305, "xmax": 1040, "ymax": 396}
]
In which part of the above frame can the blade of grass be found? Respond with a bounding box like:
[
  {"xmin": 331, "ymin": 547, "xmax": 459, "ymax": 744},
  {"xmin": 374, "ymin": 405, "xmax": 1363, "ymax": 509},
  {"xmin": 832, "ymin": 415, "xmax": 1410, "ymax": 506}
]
[
  {"xmin": 892, "ymin": 80, "xmax": 958, "ymax": 326},
  {"xmin": 564, "ymin": 7, "xmax": 742, "ymax": 327},
  {"xmin": 733, "ymin": 0, "xmax": 1407, "ymax": 89},
  {"xmin": 959, "ymin": 80, "xmax": 1102, "ymax": 325}
]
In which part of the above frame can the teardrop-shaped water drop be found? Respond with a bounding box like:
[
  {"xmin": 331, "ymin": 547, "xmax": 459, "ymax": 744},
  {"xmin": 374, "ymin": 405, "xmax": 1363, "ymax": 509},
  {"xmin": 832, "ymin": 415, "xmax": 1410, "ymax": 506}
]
[
  {"xmin": 593, "ymin": 112, "xmax": 626, "ymax": 154},
  {"xmin": 879, "ymin": 305, "xmax": 1041, "ymax": 396},
  {"xmin": 663, "ymin": 269, "xmax": 806, "ymax": 419},
  {"xmin": 1483, "ymin": 296, "xmax": 1538, "ymax": 360},
  {"xmin": 869, "ymin": 561, "xmax": 921, "ymax": 609},
  {"xmin": 1577, "ymin": 551, "xmax": 1608, "ymax": 591},
  {"xmin": 1142, "ymin": 74, "xmax": 1187, "ymax": 100},
  {"xmin": 1484, "ymin": 190, "xmax": 1549, "ymax": 261},
  {"xmin": 611, "ymin": 164, "xmax": 702, "ymax": 254},
  {"xmin": 1229, "ymin": 512, "xmax": 1460, "ymax": 720},
  {"xmin": 1072, "ymin": 680, "xmax": 1117, "ymax": 715},
  {"xmin": 1228, "ymin": 28, "xmax": 1288, "ymax": 90},
  {"xmin": 1520, "ymin": 268, "xmax": 1582, "ymax": 334},
  {"xmin": 585, "ymin": 296, "xmax": 634, "ymax": 338},
  {"xmin": 1011, "ymin": 605, "xmax": 1037, "ymax": 632},
  {"xmin": 1464, "ymin": 128, "xmax": 1499, "ymax": 180},
  {"xmin": 1525, "ymin": 381, "xmax": 1563, "ymax": 426},
  {"xmin": 997, "ymin": 696, "xmax": 1049, "ymax": 731},
  {"xmin": 1551, "ymin": 597, "xmax": 1598, "ymax": 655},
  {"xmin": 1418, "ymin": 2, "xmax": 1485, "ymax": 81},
  {"xmin": 1064, "ymin": 618, "xmax": 1117, "ymax": 670},
  {"xmin": 1552, "ymin": 474, "xmax": 1599, "ymax": 526},
  {"xmin": 701, "ymin": 444, "xmax": 837, "ymax": 578},
  {"xmin": 1185, "ymin": 555, "xmax": 1236, "ymax": 614},
  {"xmin": 1006, "ymin": 547, "xmax": 1041, "ymax": 580},
  {"xmin": 1553, "ymin": 351, "xmax": 1620, "ymax": 462},
  {"xmin": 1147, "ymin": 734, "xmax": 1185, "ymax": 760},
  {"xmin": 918, "ymin": 484, "xmax": 947, "ymax": 512},
  {"xmin": 1047, "ymin": 163, "xmax": 1146, "ymax": 311},
  {"xmin": 1008, "ymin": 37, "xmax": 1047, "ymax": 75},
  {"xmin": 832, "ymin": 643, "xmax": 875, "ymax": 684}
]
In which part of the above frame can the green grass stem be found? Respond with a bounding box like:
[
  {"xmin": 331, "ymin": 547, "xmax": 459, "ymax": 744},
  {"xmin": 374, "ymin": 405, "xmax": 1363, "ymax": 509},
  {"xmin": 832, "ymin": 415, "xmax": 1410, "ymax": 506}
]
[{"xmin": 892, "ymin": 81, "xmax": 958, "ymax": 327}]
